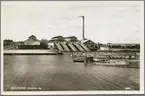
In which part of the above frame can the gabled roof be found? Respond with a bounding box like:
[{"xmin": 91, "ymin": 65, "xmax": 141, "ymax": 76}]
[
  {"xmin": 29, "ymin": 35, "xmax": 36, "ymax": 38},
  {"xmin": 25, "ymin": 35, "xmax": 40, "ymax": 43},
  {"xmin": 27, "ymin": 35, "xmax": 40, "ymax": 41}
]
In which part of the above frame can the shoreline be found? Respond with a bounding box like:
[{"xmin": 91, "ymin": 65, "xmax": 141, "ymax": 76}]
[
  {"xmin": 3, "ymin": 49, "xmax": 62, "ymax": 55},
  {"xmin": 4, "ymin": 53, "xmax": 62, "ymax": 55}
]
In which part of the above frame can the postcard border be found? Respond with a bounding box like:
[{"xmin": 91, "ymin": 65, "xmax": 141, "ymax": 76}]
[{"xmin": 1, "ymin": 0, "xmax": 144, "ymax": 95}]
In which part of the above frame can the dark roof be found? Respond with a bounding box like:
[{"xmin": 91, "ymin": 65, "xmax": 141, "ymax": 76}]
[
  {"xmin": 27, "ymin": 35, "xmax": 39, "ymax": 41},
  {"xmin": 51, "ymin": 35, "xmax": 64, "ymax": 39},
  {"xmin": 48, "ymin": 40, "xmax": 55, "ymax": 42},
  {"xmin": 64, "ymin": 36, "xmax": 77, "ymax": 39}
]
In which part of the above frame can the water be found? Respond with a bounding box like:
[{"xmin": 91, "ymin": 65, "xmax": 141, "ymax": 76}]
[{"xmin": 4, "ymin": 55, "xmax": 139, "ymax": 91}]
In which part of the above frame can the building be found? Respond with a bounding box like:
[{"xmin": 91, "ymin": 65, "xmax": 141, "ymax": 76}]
[
  {"xmin": 18, "ymin": 35, "xmax": 48, "ymax": 49},
  {"xmin": 51, "ymin": 35, "xmax": 64, "ymax": 42},
  {"xmin": 64, "ymin": 36, "xmax": 78, "ymax": 42},
  {"xmin": 99, "ymin": 43, "xmax": 140, "ymax": 51},
  {"xmin": 81, "ymin": 39, "xmax": 97, "ymax": 51},
  {"xmin": 47, "ymin": 40, "xmax": 55, "ymax": 48},
  {"xmin": 24, "ymin": 35, "xmax": 40, "ymax": 45},
  {"xmin": 107, "ymin": 43, "xmax": 140, "ymax": 49}
]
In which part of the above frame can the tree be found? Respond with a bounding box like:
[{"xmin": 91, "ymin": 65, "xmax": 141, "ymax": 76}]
[
  {"xmin": 40, "ymin": 39, "xmax": 48, "ymax": 48},
  {"xmin": 3, "ymin": 39, "xmax": 13, "ymax": 46}
]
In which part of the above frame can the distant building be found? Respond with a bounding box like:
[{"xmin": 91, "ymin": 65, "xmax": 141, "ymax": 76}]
[
  {"xmin": 18, "ymin": 35, "xmax": 48, "ymax": 49},
  {"xmin": 107, "ymin": 43, "xmax": 140, "ymax": 49},
  {"xmin": 99, "ymin": 43, "xmax": 140, "ymax": 51},
  {"xmin": 24, "ymin": 35, "xmax": 40, "ymax": 45},
  {"xmin": 64, "ymin": 36, "xmax": 78, "ymax": 42}
]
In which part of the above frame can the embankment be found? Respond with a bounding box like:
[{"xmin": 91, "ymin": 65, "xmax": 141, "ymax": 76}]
[{"xmin": 4, "ymin": 49, "xmax": 62, "ymax": 55}]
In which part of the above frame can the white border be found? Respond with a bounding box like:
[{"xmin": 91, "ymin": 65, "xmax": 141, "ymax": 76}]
[
  {"xmin": 139, "ymin": 0, "xmax": 144, "ymax": 94},
  {"xmin": 1, "ymin": 1, "xmax": 144, "ymax": 95}
]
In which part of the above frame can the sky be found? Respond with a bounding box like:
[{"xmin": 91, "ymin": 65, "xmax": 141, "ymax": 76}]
[{"xmin": 1, "ymin": 1, "xmax": 143, "ymax": 43}]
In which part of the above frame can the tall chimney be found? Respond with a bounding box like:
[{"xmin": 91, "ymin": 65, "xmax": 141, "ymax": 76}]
[{"xmin": 82, "ymin": 16, "xmax": 85, "ymax": 40}]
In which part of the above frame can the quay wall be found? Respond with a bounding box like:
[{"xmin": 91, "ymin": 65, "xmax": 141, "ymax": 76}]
[{"xmin": 4, "ymin": 49, "xmax": 61, "ymax": 55}]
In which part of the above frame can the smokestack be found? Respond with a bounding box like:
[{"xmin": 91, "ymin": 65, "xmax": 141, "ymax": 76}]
[{"xmin": 82, "ymin": 16, "xmax": 85, "ymax": 40}]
